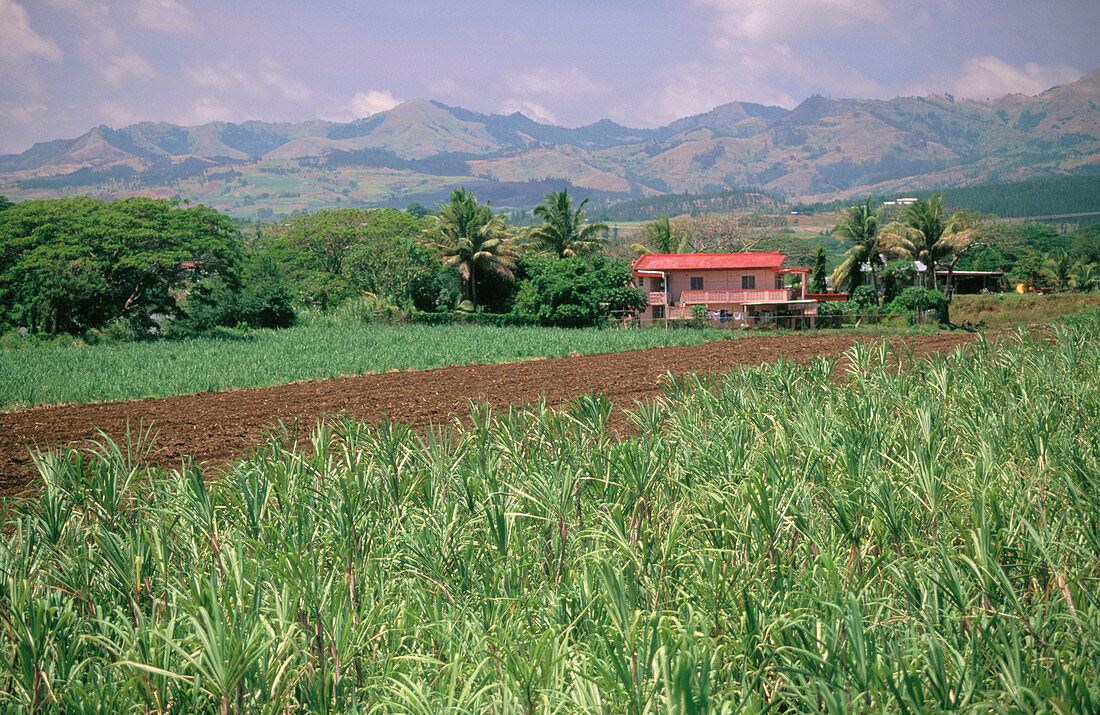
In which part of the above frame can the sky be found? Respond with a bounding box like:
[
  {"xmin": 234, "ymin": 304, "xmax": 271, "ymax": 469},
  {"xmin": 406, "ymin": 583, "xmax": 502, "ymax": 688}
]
[{"xmin": 2, "ymin": 0, "xmax": 1099, "ymax": 154}]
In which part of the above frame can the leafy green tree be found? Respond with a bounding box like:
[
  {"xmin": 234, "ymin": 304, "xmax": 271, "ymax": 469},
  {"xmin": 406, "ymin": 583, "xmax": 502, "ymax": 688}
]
[
  {"xmin": 425, "ymin": 188, "xmax": 516, "ymax": 309},
  {"xmin": 881, "ymin": 260, "xmax": 917, "ymax": 304},
  {"xmin": 849, "ymin": 285, "xmax": 880, "ymax": 313},
  {"xmin": 514, "ymin": 255, "xmax": 644, "ymax": 327},
  {"xmin": 830, "ymin": 198, "xmax": 883, "ymax": 293},
  {"xmin": 809, "ymin": 245, "xmax": 828, "ymax": 293},
  {"xmin": 0, "ymin": 197, "xmax": 241, "ymax": 335},
  {"xmin": 630, "ymin": 216, "xmax": 690, "ymax": 255},
  {"xmin": 1010, "ymin": 254, "xmax": 1046, "ymax": 288},
  {"xmin": 406, "ymin": 202, "xmax": 432, "ymax": 219},
  {"xmin": 183, "ymin": 255, "xmax": 296, "ymax": 331},
  {"xmin": 880, "ymin": 196, "xmax": 978, "ymax": 292},
  {"xmin": 526, "ymin": 189, "xmax": 608, "ymax": 258},
  {"xmin": 262, "ymin": 208, "xmax": 430, "ymax": 309},
  {"xmin": 0, "ymin": 195, "xmax": 12, "ymax": 212},
  {"xmin": 1069, "ymin": 224, "xmax": 1100, "ymax": 265}
]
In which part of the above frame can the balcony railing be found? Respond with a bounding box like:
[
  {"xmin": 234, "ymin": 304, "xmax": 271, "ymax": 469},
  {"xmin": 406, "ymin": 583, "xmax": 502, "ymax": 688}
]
[
  {"xmin": 679, "ymin": 289, "xmax": 792, "ymax": 305},
  {"xmin": 645, "ymin": 291, "xmax": 667, "ymax": 306}
]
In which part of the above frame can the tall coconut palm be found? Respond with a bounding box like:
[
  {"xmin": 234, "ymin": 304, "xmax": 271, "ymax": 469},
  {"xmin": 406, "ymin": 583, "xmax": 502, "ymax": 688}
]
[
  {"xmin": 880, "ymin": 196, "xmax": 977, "ymax": 292},
  {"xmin": 830, "ymin": 198, "xmax": 883, "ymax": 293},
  {"xmin": 527, "ymin": 189, "xmax": 608, "ymax": 258},
  {"xmin": 425, "ymin": 188, "xmax": 515, "ymax": 308},
  {"xmin": 630, "ymin": 215, "xmax": 691, "ymax": 255}
]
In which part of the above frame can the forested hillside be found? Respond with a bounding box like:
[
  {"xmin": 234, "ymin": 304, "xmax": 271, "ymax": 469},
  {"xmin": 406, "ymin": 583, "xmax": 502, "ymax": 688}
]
[{"xmin": 917, "ymin": 175, "xmax": 1100, "ymax": 218}]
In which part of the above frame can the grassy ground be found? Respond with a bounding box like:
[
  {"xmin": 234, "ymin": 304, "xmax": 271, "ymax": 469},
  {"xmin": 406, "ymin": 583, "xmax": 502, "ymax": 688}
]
[
  {"xmin": 0, "ymin": 322, "xmax": 760, "ymax": 411},
  {"xmin": 951, "ymin": 292, "xmax": 1100, "ymax": 326},
  {"xmin": 5, "ymin": 293, "xmax": 1093, "ymax": 411},
  {"xmin": 2, "ymin": 315, "xmax": 1097, "ymax": 711}
]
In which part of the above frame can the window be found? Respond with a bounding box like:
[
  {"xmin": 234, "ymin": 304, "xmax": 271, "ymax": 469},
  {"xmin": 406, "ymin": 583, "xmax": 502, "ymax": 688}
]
[
  {"xmin": 690, "ymin": 276, "xmax": 704, "ymax": 291},
  {"xmin": 775, "ymin": 274, "xmax": 785, "ymax": 289},
  {"xmin": 636, "ymin": 276, "xmax": 644, "ymax": 287},
  {"xmin": 741, "ymin": 275, "xmax": 756, "ymax": 290},
  {"xmin": 652, "ymin": 305, "xmax": 664, "ymax": 319}
]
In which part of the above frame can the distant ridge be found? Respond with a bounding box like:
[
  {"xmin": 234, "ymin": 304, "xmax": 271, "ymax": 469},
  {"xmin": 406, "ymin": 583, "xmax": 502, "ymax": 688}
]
[{"xmin": 1, "ymin": 70, "xmax": 1097, "ymax": 216}]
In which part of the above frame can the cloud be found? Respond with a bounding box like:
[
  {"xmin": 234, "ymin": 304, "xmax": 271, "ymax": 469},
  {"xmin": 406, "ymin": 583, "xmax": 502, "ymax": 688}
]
[
  {"xmin": 0, "ymin": 101, "xmax": 47, "ymax": 124},
  {"xmin": 186, "ymin": 58, "xmax": 311, "ymax": 103},
  {"xmin": 645, "ymin": 61, "xmax": 799, "ymax": 125},
  {"xmin": 173, "ymin": 95, "xmax": 235, "ymax": 125},
  {"xmin": 349, "ymin": 90, "xmax": 400, "ymax": 118},
  {"xmin": 257, "ymin": 59, "xmax": 310, "ymax": 103},
  {"xmin": 507, "ymin": 67, "xmax": 607, "ymax": 98},
  {"xmin": 133, "ymin": 0, "xmax": 197, "ymax": 34},
  {"xmin": 428, "ymin": 78, "xmax": 463, "ymax": 97},
  {"xmin": 694, "ymin": 0, "xmax": 892, "ymax": 45},
  {"xmin": 500, "ymin": 100, "xmax": 557, "ymax": 125},
  {"xmin": 633, "ymin": 0, "xmax": 906, "ymax": 125},
  {"xmin": 0, "ymin": 0, "xmax": 63, "ymax": 61},
  {"xmin": 920, "ymin": 56, "xmax": 1082, "ymax": 99},
  {"xmin": 98, "ymin": 100, "xmax": 146, "ymax": 126},
  {"xmin": 102, "ymin": 53, "xmax": 154, "ymax": 86}
]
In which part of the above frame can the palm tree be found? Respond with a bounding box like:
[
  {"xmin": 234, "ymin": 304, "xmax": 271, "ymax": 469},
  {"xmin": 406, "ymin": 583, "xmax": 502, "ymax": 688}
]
[
  {"xmin": 425, "ymin": 188, "xmax": 515, "ymax": 308},
  {"xmin": 526, "ymin": 189, "xmax": 608, "ymax": 258},
  {"xmin": 1044, "ymin": 252, "xmax": 1073, "ymax": 291},
  {"xmin": 1069, "ymin": 260, "xmax": 1099, "ymax": 292},
  {"xmin": 830, "ymin": 198, "xmax": 883, "ymax": 293},
  {"xmin": 880, "ymin": 196, "xmax": 977, "ymax": 292},
  {"xmin": 630, "ymin": 215, "xmax": 691, "ymax": 255}
]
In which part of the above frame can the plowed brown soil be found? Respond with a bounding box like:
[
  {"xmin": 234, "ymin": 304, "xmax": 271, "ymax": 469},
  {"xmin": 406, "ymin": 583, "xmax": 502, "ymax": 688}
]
[{"xmin": 0, "ymin": 331, "xmax": 982, "ymax": 497}]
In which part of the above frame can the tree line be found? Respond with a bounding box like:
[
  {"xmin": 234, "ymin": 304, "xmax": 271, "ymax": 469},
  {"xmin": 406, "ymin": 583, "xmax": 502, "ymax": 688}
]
[
  {"xmin": 824, "ymin": 196, "xmax": 1100, "ymax": 296},
  {"xmin": 0, "ymin": 188, "xmax": 646, "ymax": 339}
]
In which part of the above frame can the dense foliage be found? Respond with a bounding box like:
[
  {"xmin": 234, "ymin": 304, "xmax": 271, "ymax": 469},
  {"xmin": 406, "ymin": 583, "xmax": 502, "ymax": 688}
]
[
  {"xmin": 423, "ymin": 188, "xmax": 515, "ymax": 310},
  {"xmin": 260, "ymin": 207, "xmax": 437, "ymax": 311},
  {"xmin": 514, "ymin": 255, "xmax": 646, "ymax": 327},
  {"xmin": 887, "ymin": 286, "xmax": 951, "ymax": 324},
  {"xmin": 927, "ymin": 174, "xmax": 1100, "ymax": 219},
  {"xmin": 3, "ymin": 317, "xmax": 1099, "ymax": 710},
  {"xmin": 0, "ymin": 197, "xmax": 241, "ymax": 335}
]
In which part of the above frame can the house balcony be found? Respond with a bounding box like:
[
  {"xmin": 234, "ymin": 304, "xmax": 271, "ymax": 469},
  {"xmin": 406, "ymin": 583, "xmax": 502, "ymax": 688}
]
[
  {"xmin": 679, "ymin": 289, "xmax": 793, "ymax": 305},
  {"xmin": 645, "ymin": 291, "xmax": 667, "ymax": 306}
]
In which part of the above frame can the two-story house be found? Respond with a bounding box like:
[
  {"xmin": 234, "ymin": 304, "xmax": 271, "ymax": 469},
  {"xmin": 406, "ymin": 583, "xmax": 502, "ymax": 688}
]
[{"xmin": 632, "ymin": 252, "xmax": 817, "ymax": 326}]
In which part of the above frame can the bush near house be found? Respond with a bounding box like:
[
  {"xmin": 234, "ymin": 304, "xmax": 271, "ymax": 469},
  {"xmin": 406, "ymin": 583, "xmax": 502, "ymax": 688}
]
[
  {"xmin": 513, "ymin": 255, "xmax": 645, "ymax": 328},
  {"xmin": 888, "ymin": 286, "xmax": 950, "ymax": 324}
]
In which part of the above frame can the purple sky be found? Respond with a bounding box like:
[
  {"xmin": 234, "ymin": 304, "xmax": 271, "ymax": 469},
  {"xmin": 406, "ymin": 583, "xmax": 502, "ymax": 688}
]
[{"xmin": 2, "ymin": 0, "xmax": 1098, "ymax": 153}]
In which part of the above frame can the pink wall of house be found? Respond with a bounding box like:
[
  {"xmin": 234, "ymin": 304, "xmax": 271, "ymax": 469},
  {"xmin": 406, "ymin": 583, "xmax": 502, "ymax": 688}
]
[
  {"xmin": 669, "ymin": 269, "xmax": 784, "ymax": 302},
  {"xmin": 640, "ymin": 269, "xmax": 785, "ymax": 303}
]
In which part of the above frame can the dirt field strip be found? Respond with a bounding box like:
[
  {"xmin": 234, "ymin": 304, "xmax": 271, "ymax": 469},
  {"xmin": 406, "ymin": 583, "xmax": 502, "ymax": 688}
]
[{"xmin": 0, "ymin": 331, "xmax": 982, "ymax": 497}]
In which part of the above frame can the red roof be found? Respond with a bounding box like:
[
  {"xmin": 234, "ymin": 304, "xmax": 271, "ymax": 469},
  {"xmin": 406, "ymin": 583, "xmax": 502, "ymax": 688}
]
[{"xmin": 633, "ymin": 252, "xmax": 786, "ymax": 272}]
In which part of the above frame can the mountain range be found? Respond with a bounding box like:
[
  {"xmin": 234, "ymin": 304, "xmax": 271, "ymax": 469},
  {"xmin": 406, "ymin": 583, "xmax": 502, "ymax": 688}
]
[{"xmin": 2, "ymin": 70, "xmax": 1098, "ymax": 217}]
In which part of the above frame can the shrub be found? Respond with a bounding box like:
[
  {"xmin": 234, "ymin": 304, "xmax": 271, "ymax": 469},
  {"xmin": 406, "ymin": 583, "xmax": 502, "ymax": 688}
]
[
  {"xmin": 238, "ymin": 281, "xmax": 296, "ymax": 329},
  {"xmin": 881, "ymin": 261, "xmax": 917, "ymax": 304},
  {"xmin": 690, "ymin": 305, "xmax": 709, "ymax": 328},
  {"xmin": 849, "ymin": 285, "xmax": 880, "ymax": 312},
  {"xmin": 333, "ymin": 293, "xmax": 405, "ymax": 324},
  {"xmin": 815, "ymin": 300, "xmax": 846, "ymax": 327},
  {"xmin": 408, "ymin": 311, "xmax": 538, "ymax": 327},
  {"xmin": 888, "ymin": 286, "xmax": 950, "ymax": 324}
]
